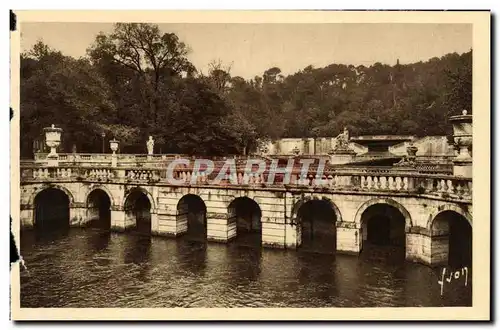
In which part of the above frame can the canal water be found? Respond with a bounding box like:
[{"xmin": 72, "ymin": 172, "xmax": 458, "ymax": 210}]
[{"xmin": 19, "ymin": 228, "xmax": 472, "ymax": 308}]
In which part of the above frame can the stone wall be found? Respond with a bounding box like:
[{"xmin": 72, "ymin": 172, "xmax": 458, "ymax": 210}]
[
  {"xmin": 258, "ymin": 137, "xmax": 367, "ymax": 156},
  {"xmin": 389, "ymin": 136, "xmax": 455, "ymax": 157}
]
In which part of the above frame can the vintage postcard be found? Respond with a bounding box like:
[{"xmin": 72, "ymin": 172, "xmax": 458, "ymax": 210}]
[{"xmin": 10, "ymin": 10, "xmax": 490, "ymax": 321}]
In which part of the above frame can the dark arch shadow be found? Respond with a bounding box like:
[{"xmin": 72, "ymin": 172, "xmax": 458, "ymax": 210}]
[
  {"xmin": 431, "ymin": 210, "xmax": 472, "ymax": 268},
  {"xmin": 86, "ymin": 189, "xmax": 112, "ymax": 230},
  {"xmin": 177, "ymin": 194, "xmax": 207, "ymax": 242},
  {"xmin": 124, "ymin": 189, "xmax": 152, "ymax": 236},
  {"xmin": 34, "ymin": 188, "xmax": 70, "ymax": 234},
  {"xmin": 295, "ymin": 198, "xmax": 338, "ymax": 254},
  {"xmin": 360, "ymin": 203, "xmax": 407, "ymax": 263},
  {"xmin": 228, "ymin": 196, "xmax": 262, "ymax": 247}
]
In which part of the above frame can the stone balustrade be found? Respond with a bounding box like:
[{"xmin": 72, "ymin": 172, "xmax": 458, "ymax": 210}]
[{"xmin": 20, "ymin": 163, "xmax": 471, "ymax": 202}]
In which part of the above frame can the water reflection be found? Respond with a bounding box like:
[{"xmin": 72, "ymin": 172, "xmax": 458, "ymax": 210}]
[
  {"xmin": 175, "ymin": 239, "xmax": 207, "ymax": 277},
  {"xmin": 87, "ymin": 229, "xmax": 111, "ymax": 253},
  {"xmin": 20, "ymin": 228, "xmax": 472, "ymax": 308},
  {"xmin": 227, "ymin": 245, "xmax": 262, "ymax": 285}
]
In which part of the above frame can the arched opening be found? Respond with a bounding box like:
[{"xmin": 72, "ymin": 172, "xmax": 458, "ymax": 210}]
[
  {"xmin": 124, "ymin": 189, "xmax": 151, "ymax": 235},
  {"xmin": 228, "ymin": 197, "xmax": 262, "ymax": 246},
  {"xmin": 431, "ymin": 211, "xmax": 472, "ymax": 268},
  {"xmin": 177, "ymin": 194, "xmax": 207, "ymax": 241},
  {"xmin": 34, "ymin": 188, "xmax": 70, "ymax": 232},
  {"xmin": 296, "ymin": 199, "xmax": 337, "ymax": 254},
  {"xmin": 360, "ymin": 204, "xmax": 407, "ymax": 261},
  {"xmin": 86, "ymin": 189, "xmax": 111, "ymax": 230}
]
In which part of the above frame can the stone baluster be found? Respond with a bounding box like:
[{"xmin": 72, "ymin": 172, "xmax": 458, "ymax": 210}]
[
  {"xmin": 399, "ymin": 176, "xmax": 408, "ymax": 190},
  {"xmin": 447, "ymin": 179, "xmax": 454, "ymax": 194},
  {"xmin": 370, "ymin": 176, "xmax": 376, "ymax": 189},
  {"xmin": 440, "ymin": 179, "xmax": 447, "ymax": 193}
]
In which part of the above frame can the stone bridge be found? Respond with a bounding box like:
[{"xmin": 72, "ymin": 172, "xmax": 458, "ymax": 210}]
[{"xmin": 19, "ymin": 160, "xmax": 472, "ymax": 267}]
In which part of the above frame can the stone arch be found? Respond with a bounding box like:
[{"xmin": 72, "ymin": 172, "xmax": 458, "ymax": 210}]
[
  {"xmin": 29, "ymin": 184, "xmax": 75, "ymax": 208},
  {"xmin": 32, "ymin": 186, "xmax": 73, "ymax": 231},
  {"xmin": 123, "ymin": 186, "xmax": 156, "ymax": 213},
  {"xmin": 227, "ymin": 196, "xmax": 263, "ymax": 242},
  {"xmin": 291, "ymin": 194, "xmax": 340, "ymax": 253},
  {"xmin": 177, "ymin": 193, "xmax": 208, "ymax": 239},
  {"xmin": 354, "ymin": 198, "xmax": 412, "ymax": 232},
  {"xmin": 427, "ymin": 203, "xmax": 472, "ymax": 231},
  {"xmin": 290, "ymin": 195, "xmax": 343, "ymax": 225},
  {"xmin": 85, "ymin": 185, "xmax": 116, "ymax": 207}
]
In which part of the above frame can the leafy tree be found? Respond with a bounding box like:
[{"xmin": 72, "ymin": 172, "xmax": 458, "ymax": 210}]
[{"xmin": 20, "ymin": 41, "xmax": 116, "ymax": 157}]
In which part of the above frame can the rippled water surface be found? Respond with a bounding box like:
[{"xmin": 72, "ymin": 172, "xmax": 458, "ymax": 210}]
[{"xmin": 20, "ymin": 229, "xmax": 471, "ymax": 308}]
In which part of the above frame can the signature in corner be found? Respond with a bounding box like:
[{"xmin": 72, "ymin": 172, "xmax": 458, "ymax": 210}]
[{"xmin": 438, "ymin": 267, "xmax": 469, "ymax": 296}]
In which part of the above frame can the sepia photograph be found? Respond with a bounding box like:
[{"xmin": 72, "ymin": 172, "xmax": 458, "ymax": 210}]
[{"xmin": 9, "ymin": 10, "xmax": 490, "ymax": 321}]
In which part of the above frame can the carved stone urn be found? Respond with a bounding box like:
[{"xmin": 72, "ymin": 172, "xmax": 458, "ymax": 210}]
[
  {"xmin": 43, "ymin": 124, "xmax": 63, "ymax": 166},
  {"xmin": 110, "ymin": 139, "xmax": 119, "ymax": 155},
  {"xmin": 449, "ymin": 110, "xmax": 472, "ymax": 178}
]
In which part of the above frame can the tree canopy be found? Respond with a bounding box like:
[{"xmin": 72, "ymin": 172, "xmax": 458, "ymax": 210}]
[{"xmin": 20, "ymin": 23, "xmax": 472, "ymax": 158}]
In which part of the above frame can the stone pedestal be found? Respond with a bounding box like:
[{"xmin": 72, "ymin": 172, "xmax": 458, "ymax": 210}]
[
  {"xmin": 450, "ymin": 110, "xmax": 472, "ymax": 178},
  {"xmin": 453, "ymin": 160, "xmax": 472, "ymax": 178},
  {"xmin": 47, "ymin": 156, "xmax": 59, "ymax": 167},
  {"xmin": 111, "ymin": 155, "xmax": 117, "ymax": 168},
  {"xmin": 336, "ymin": 225, "xmax": 361, "ymax": 254},
  {"xmin": 328, "ymin": 150, "xmax": 357, "ymax": 165},
  {"xmin": 110, "ymin": 139, "xmax": 119, "ymax": 167}
]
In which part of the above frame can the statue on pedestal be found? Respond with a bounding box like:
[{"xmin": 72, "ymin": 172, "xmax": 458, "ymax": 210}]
[
  {"xmin": 333, "ymin": 127, "xmax": 350, "ymax": 151},
  {"xmin": 147, "ymin": 136, "xmax": 154, "ymax": 155}
]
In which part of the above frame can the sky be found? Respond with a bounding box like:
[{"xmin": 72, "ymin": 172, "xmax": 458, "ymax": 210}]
[{"xmin": 20, "ymin": 23, "xmax": 472, "ymax": 79}]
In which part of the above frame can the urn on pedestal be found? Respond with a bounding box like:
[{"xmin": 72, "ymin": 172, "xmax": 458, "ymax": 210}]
[
  {"xmin": 43, "ymin": 124, "xmax": 63, "ymax": 167},
  {"xmin": 449, "ymin": 110, "xmax": 472, "ymax": 178},
  {"xmin": 110, "ymin": 139, "xmax": 119, "ymax": 167}
]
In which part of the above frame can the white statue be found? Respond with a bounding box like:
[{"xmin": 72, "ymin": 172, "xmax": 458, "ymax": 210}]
[{"xmin": 147, "ymin": 136, "xmax": 154, "ymax": 155}]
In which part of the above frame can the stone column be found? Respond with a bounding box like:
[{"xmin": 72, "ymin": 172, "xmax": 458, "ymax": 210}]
[
  {"xmin": 110, "ymin": 206, "xmax": 126, "ymax": 231},
  {"xmin": 69, "ymin": 202, "xmax": 87, "ymax": 227},
  {"xmin": 206, "ymin": 211, "xmax": 230, "ymax": 242},
  {"xmin": 336, "ymin": 221, "xmax": 361, "ymax": 254},
  {"xmin": 153, "ymin": 213, "xmax": 184, "ymax": 236},
  {"xmin": 261, "ymin": 194, "xmax": 288, "ymax": 248},
  {"xmin": 20, "ymin": 207, "xmax": 34, "ymax": 229},
  {"xmin": 150, "ymin": 212, "xmax": 159, "ymax": 234},
  {"xmin": 405, "ymin": 227, "xmax": 432, "ymax": 265},
  {"xmin": 283, "ymin": 222, "xmax": 298, "ymax": 248},
  {"xmin": 261, "ymin": 220, "xmax": 287, "ymax": 248}
]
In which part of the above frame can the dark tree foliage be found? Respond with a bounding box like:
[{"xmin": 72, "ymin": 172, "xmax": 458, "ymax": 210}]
[{"xmin": 20, "ymin": 25, "xmax": 472, "ymax": 158}]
